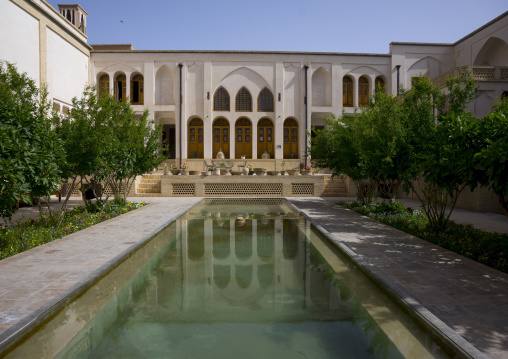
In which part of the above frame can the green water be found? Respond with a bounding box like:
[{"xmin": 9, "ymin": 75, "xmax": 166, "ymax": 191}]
[{"xmin": 7, "ymin": 199, "xmax": 454, "ymax": 359}]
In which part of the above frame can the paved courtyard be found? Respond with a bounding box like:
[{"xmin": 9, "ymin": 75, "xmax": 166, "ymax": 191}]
[{"xmin": 0, "ymin": 196, "xmax": 507, "ymax": 358}]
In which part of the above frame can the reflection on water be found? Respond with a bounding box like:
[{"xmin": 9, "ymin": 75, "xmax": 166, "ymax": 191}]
[{"xmin": 6, "ymin": 199, "xmax": 454, "ymax": 359}]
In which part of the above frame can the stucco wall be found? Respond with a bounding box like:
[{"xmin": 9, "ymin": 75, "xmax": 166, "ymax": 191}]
[
  {"xmin": 0, "ymin": 0, "xmax": 40, "ymax": 85},
  {"xmin": 46, "ymin": 27, "xmax": 89, "ymax": 104}
]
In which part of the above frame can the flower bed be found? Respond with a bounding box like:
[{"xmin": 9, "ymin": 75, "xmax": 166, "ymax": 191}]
[
  {"xmin": 339, "ymin": 201, "xmax": 508, "ymax": 273},
  {"xmin": 0, "ymin": 201, "xmax": 146, "ymax": 260}
]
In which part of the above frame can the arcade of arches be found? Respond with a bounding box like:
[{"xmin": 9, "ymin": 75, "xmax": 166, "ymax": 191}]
[{"xmin": 188, "ymin": 117, "xmax": 299, "ymax": 159}]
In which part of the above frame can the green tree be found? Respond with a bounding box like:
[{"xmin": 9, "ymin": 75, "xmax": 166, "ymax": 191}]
[
  {"xmin": 0, "ymin": 61, "xmax": 64, "ymax": 222},
  {"xmin": 476, "ymin": 97, "xmax": 508, "ymax": 216}
]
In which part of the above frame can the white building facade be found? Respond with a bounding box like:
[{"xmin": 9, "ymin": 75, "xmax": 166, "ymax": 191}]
[{"xmin": 1, "ymin": 1, "xmax": 508, "ymax": 170}]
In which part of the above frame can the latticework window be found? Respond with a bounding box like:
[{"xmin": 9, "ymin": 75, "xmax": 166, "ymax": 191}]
[
  {"xmin": 358, "ymin": 76, "xmax": 369, "ymax": 107},
  {"xmin": 98, "ymin": 74, "xmax": 109, "ymax": 98},
  {"xmin": 214, "ymin": 87, "xmax": 230, "ymax": 111},
  {"xmin": 236, "ymin": 87, "xmax": 252, "ymax": 112},
  {"xmin": 257, "ymin": 87, "xmax": 274, "ymax": 112},
  {"xmin": 343, "ymin": 77, "xmax": 353, "ymax": 107}
]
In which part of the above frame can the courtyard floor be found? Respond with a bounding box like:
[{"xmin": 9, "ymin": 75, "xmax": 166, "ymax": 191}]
[{"xmin": 0, "ymin": 197, "xmax": 507, "ymax": 358}]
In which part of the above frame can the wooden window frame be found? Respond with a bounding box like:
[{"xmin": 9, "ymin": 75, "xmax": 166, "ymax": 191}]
[
  {"xmin": 235, "ymin": 87, "xmax": 252, "ymax": 112},
  {"xmin": 214, "ymin": 86, "xmax": 230, "ymax": 111},
  {"xmin": 257, "ymin": 87, "xmax": 274, "ymax": 112}
]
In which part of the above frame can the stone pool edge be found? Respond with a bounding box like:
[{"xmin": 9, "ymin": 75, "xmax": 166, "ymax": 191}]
[
  {"xmin": 0, "ymin": 198, "xmax": 203, "ymax": 355},
  {"xmin": 287, "ymin": 199, "xmax": 489, "ymax": 359}
]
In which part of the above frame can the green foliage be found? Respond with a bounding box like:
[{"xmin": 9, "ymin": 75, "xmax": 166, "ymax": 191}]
[
  {"xmin": 0, "ymin": 61, "xmax": 65, "ymax": 220},
  {"xmin": 340, "ymin": 201, "xmax": 508, "ymax": 273},
  {"xmin": 474, "ymin": 97, "xmax": 508, "ymax": 216},
  {"xmin": 0, "ymin": 201, "xmax": 146, "ymax": 260}
]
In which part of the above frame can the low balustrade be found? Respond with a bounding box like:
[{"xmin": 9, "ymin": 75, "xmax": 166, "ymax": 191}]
[{"xmin": 432, "ymin": 65, "xmax": 508, "ymax": 88}]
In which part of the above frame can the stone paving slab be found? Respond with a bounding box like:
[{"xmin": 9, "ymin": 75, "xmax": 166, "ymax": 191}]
[
  {"xmin": 288, "ymin": 197, "xmax": 508, "ymax": 359},
  {"xmin": 0, "ymin": 197, "xmax": 202, "ymax": 353}
]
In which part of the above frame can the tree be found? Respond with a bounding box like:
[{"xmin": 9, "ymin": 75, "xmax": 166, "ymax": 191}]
[
  {"xmin": 0, "ymin": 61, "xmax": 64, "ymax": 222},
  {"xmin": 56, "ymin": 86, "xmax": 165, "ymax": 221},
  {"xmin": 403, "ymin": 74, "xmax": 479, "ymax": 226},
  {"xmin": 476, "ymin": 97, "xmax": 508, "ymax": 216}
]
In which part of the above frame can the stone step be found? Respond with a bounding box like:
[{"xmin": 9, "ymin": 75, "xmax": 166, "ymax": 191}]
[
  {"xmin": 138, "ymin": 183, "xmax": 161, "ymax": 189},
  {"xmin": 137, "ymin": 188, "xmax": 162, "ymax": 194}
]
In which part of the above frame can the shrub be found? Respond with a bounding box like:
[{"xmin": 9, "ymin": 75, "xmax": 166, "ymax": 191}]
[{"xmin": 340, "ymin": 201, "xmax": 508, "ymax": 273}]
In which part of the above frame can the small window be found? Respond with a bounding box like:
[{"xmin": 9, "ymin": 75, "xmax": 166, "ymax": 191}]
[
  {"xmin": 236, "ymin": 87, "xmax": 252, "ymax": 112},
  {"xmin": 257, "ymin": 87, "xmax": 274, "ymax": 112},
  {"xmin": 214, "ymin": 87, "xmax": 230, "ymax": 111}
]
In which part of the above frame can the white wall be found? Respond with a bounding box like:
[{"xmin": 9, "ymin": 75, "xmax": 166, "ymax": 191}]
[
  {"xmin": 46, "ymin": 28, "xmax": 88, "ymax": 104},
  {"xmin": 0, "ymin": 0, "xmax": 40, "ymax": 85}
]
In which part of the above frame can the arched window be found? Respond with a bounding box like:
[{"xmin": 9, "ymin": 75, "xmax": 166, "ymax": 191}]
[
  {"xmin": 235, "ymin": 118, "xmax": 252, "ymax": 159},
  {"xmin": 343, "ymin": 77, "xmax": 353, "ymax": 107},
  {"xmin": 114, "ymin": 74, "xmax": 126, "ymax": 102},
  {"xmin": 188, "ymin": 118, "xmax": 204, "ymax": 159},
  {"xmin": 375, "ymin": 77, "xmax": 385, "ymax": 94},
  {"xmin": 235, "ymin": 87, "xmax": 252, "ymax": 112},
  {"xmin": 283, "ymin": 118, "xmax": 298, "ymax": 159},
  {"xmin": 257, "ymin": 118, "xmax": 274, "ymax": 159},
  {"xmin": 98, "ymin": 74, "xmax": 109, "ymax": 98},
  {"xmin": 213, "ymin": 118, "xmax": 230, "ymax": 158},
  {"xmin": 213, "ymin": 86, "xmax": 230, "ymax": 111},
  {"xmin": 131, "ymin": 74, "xmax": 144, "ymax": 105},
  {"xmin": 358, "ymin": 76, "xmax": 369, "ymax": 106},
  {"xmin": 257, "ymin": 88, "xmax": 274, "ymax": 112}
]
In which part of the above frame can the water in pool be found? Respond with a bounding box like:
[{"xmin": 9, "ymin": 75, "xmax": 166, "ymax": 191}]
[{"xmin": 6, "ymin": 199, "xmax": 454, "ymax": 358}]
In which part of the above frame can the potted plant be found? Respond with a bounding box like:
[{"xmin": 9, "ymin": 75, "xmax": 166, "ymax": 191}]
[
  {"xmin": 203, "ymin": 166, "xmax": 213, "ymax": 176},
  {"xmin": 170, "ymin": 165, "xmax": 180, "ymax": 175},
  {"xmin": 180, "ymin": 163, "xmax": 189, "ymax": 175},
  {"xmin": 246, "ymin": 164, "xmax": 254, "ymax": 175},
  {"xmin": 280, "ymin": 161, "xmax": 286, "ymax": 175},
  {"xmin": 163, "ymin": 164, "xmax": 169, "ymax": 175},
  {"xmin": 301, "ymin": 165, "xmax": 312, "ymax": 175}
]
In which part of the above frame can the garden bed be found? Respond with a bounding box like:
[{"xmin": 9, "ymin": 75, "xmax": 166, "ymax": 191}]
[{"xmin": 0, "ymin": 201, "xmax": 146, "ymax": 260}]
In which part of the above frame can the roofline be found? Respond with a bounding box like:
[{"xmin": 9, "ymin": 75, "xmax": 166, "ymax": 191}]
[
  {"xmin": 90, "ymin": 49, "xmax": 391, "ymax": 57},
  {"xmin": 454, "ymin": 11, "xmax": 508, "ymax": 45},
  {"xmin": 390, "ymin": 42, "xmax": 453, "ymax": 47}
]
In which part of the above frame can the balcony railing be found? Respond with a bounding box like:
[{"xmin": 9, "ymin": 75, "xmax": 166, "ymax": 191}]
[{"xmin": 432, "ymin": 66, "xmax": 508, "ymax": 89}]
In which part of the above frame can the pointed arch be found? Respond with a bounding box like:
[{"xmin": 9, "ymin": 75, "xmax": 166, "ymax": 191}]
[
  {"xmin": 131, "ymin": 73, "xmax": 144, "ymax": 105},
  {"xmin": 114, "ymin": 73, "xmax": 126, "ymax": 102},
  {"xmin": 214, "ymin": 86, "xmax": 230, "ymax": 111},
  {"xmin": 235, "ymin": 117, "xmax": 252, "ymax": 159},
  {"xmin": 213, "ymin": 117, "xmax": 230, "ymax": 158},
  {"xmin": 188, "ymin": 117, "xmax": 204, "ymax": 159},
  {"xmin": 98, "ymin": 73, "xmax": 109, "ymax": 98},
  {"xmin": 236, "ymin": 87, "xmax": 252, "ymax": 112},
  {"xmin": 283, "ymin": 118, "xmax": 298, "ymax": 159},
  {"xmin": 343, "ymin": 76, "xmax": 353, "ymax": 107},
  {"xmin": 257, "ymin": 87, "xmax": 274, "ymax": 112},
  {"xmin": 312, "ymin": 67, "xmax": 332, "ymax": 106},
  {"xmin": 474, "ymin": 37, "xmax": 508, "ymax": 66},
  {"xmin": 257, "ymin": 118, "xmax": 274, "ymax": 159},
  {"xmin": 155, "ymin": 66, "xmax": 174, "ymax": 105},
  {"xmin": 375, "ymin": 76, "xmax": 386, "ymax": 94},
  {"xmin": 187, "ymin": 219, "xmax": 204, "ymax": 261},
  {"xmin": 358, "ymin": 76, "xmax": 369, "ymax": 107}
]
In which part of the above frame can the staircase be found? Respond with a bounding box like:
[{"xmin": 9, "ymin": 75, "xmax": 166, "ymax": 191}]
[
  {"xmin": 136, "ymin": 174, "xmax": 162, "ymax": 197},
  {"xmin": 322, "ymin": 175, "xmax": 349, "ymax": 197}
]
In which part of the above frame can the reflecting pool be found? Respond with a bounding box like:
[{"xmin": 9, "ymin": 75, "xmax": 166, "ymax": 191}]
[{"xmin": 6, "ymin": 199, "xmax": 454, "ymax": 358}]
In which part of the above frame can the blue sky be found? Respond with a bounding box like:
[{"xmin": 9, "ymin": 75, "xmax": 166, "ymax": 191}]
[{"xmin": 47, "ymin": 0, "xmax": 508, "ymax": 53}]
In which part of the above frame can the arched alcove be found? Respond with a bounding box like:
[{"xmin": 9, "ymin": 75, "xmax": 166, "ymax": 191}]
[
  {"xmin": 312, "ymin": 67, "xmax": 332, "ymax": 106},
  {"xmin": 474, "ymin": 37, "xmax": 508, "ymax": 66},
  {"xmin": 155, "ymin": 66, "xmax": 174, "ymax": 105}
]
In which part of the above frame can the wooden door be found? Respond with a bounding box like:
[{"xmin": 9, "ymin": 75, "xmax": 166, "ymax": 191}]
[
  {"xmin": 188, "ymin": 118, "xmax": 204, "ymax": 158},
  {"xmin": 283, "ymin": 118, "xmax": 298, "ymax": 159},
  {"xmin": 257, "ymin": 118, "xmax": 274, "ymax": 158},
  {"xmin": 213, "ymin": 118, "xmax": 230, "ymax": 158},
  {"xmin": 115, "ymin": 74, "xmax": 126, "ymax": 102},
  {"xmin": 235, "ymin": 118, "xmax": 252, "ymax": 159},
  {"xmin": 359, "ymin": 76, "xmax": 369, "ymax": 106},
  {"xmin": 343, "ymin": 77, "xmax": 353, "ymax": 107}
]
